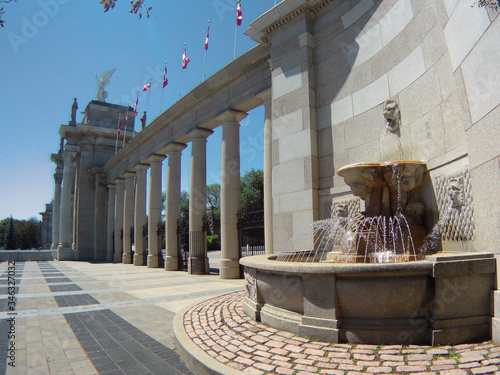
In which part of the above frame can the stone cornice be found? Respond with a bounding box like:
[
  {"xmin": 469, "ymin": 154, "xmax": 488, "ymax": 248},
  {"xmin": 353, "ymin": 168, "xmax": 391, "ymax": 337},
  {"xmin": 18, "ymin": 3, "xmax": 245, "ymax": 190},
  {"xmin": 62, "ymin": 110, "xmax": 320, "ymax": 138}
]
[{"xmin": 246, "ymin": 0, "xmax": 335, "ymax": 44}]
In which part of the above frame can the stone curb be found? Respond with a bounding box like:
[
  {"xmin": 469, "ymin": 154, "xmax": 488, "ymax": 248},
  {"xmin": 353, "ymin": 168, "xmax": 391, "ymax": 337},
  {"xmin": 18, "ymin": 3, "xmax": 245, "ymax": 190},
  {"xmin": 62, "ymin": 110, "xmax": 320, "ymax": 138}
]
[{"xmin": 173, "ymin": 293, "xmax": 245, "ymax": 375}]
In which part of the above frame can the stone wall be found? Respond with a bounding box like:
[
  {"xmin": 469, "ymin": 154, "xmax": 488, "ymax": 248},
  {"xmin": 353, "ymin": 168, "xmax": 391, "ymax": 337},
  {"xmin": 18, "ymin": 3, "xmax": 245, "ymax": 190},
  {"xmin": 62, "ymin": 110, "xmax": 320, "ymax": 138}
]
[{"xmin": 252, "ymin": 0, "xmax": 499, "ymax": 254}]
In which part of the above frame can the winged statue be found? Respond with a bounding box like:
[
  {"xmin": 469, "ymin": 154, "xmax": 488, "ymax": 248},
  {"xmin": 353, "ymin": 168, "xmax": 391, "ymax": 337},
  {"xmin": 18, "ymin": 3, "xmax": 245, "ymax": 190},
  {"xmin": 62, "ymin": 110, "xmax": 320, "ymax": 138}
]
[{"xmin": 94, "ymin": 68, "xmax": 116, "ymax": 102}]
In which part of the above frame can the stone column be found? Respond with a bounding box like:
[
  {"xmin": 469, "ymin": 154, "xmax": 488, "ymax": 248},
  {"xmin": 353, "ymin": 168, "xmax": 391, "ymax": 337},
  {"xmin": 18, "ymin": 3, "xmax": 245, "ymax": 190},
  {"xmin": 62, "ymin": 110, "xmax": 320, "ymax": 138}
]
[
  {"xmin": 134, "ymin": 164, "xmax": 148, "ymax": 266},
  {"xmin": 106, "ymin": 184, "xmax": 116, "ymax": 262},
  {"xmin": 148, "ymin": 155, "xmax": 166, "ymax": 268},
  {"xmin": 263, "ymin": 94, "xmax": 274, "ymax": 255},
  {"xmin": 164, "ymin": 143, "xmax": 187, "ymax": 271},
  {"xmin": 93, "ymin": 172, "xmax": 108, "ymax": 261},
  {"xmin": 58, "ymin": 151, "xmax": 77, "ymax": 261},
  {"xmin": 114, "ymin": 179, "xmax": 125, "ymax": 263},
  {"xmin": 220, "ymin": 110, "xmax": 247, "ymax": 279},
  {"xmin": 51, "ymin": 172, "xmax": 63, "ymax": 250},
  {"xmin": 122, "ymin": 172, "xmax": 136, "ymax": 264},
  {"xmin": 188, "ymin": 128, "xmax": 213, "ymax": 275}
]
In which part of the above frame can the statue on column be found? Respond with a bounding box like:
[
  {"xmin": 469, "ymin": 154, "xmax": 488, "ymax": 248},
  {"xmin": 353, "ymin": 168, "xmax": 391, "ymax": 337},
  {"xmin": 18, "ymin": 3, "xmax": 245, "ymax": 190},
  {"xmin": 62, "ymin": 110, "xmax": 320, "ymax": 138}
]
[
  {"xmin": 70, "ymin": 98, "xmax": 78, "ymax": 125},
  {"xmin": 94, "ymin": 68, "xmax": 116, "ymax": 102},
  {"xmin": 140, "ymin": 111, "xmax": 147, "ymax": 130}
]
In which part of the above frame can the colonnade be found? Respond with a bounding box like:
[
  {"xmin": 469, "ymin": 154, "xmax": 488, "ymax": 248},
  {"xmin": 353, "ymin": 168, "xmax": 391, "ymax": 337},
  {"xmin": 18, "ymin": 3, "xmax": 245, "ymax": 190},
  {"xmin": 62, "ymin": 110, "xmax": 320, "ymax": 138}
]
[{"xmin": 49, "ymin": 102, "xmax": 273, "ymax": 279}]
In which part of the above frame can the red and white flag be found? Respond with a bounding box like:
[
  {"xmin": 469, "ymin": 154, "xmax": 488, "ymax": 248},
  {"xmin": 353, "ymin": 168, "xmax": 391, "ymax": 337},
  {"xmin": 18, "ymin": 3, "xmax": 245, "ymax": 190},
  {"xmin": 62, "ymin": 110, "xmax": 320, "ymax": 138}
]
[
  {"xmin": 162, "ymin": 63, "xmax": 168, "ymax": 88},
  {"xmin": 205, "ymin": 22, "xmax": 210, "ymax": 50},
  {"xmin": 133, "ymin": 95, "xmax": 139, "ymax": 116},
  {"xmin": 182, "ymin": 47, "xmax": 190, "ymax": 69},
  {"xmin": 236, "ymin": 2, "xmax": 242, "ymax": 26},
  {"xmin": 142, "ymin": 83, "xmax": 151, "ymax": 92},
  {"xmin": 117, "ymin": 116, "xmax": 122, "ymax": 137},
  {"xmin": 124, "ymin": 106, "xmax": 129, "ymax": 130}
]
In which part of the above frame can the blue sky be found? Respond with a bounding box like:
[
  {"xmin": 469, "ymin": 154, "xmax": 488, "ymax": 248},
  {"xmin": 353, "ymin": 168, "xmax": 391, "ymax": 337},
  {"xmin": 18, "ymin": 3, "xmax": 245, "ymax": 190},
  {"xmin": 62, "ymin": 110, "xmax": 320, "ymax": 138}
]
[{"xmin": 0, "ymin": 0, "xmax": 280, "ymax": 220}]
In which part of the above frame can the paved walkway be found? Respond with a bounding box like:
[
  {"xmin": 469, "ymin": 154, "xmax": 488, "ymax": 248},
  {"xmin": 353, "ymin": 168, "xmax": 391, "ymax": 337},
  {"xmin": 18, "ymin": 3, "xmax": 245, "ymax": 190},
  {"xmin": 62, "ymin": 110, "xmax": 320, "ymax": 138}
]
[
  {"xmin": 3, "ymin": 260, "xmax": 500, "ymax": 375},
  {"xmin": 0, "ymin": 260, "xmax": 244, "ymax": 375},
  {"xmin": 181, "ymin": 292, "xmax": 500, "ymax": 375}
]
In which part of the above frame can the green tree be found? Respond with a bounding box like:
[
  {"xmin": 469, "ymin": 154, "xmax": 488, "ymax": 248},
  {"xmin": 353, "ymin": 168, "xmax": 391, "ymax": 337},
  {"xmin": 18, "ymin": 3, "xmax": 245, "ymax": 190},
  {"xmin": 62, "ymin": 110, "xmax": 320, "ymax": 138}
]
[
  {"xmin": 0, "ymin": 217, "xmax": 9, "ymax": 249},
  {"xmin": 180, "ymin": 190, "xmax": 189, "ymax": 220},
  {"xmin": 241, "ymin": 168, "xmax": 264, "ymax": 214},
  {"xmin": 206, "ymin": 183, "xmax": 221, "ymax": 218},
  {"xmin": 15, "ymin": 218, "xmax": 41, "ymax": 249},
  {"xmin": 4, "ymin": 216, "xmax": 16, "ymax": 250}
]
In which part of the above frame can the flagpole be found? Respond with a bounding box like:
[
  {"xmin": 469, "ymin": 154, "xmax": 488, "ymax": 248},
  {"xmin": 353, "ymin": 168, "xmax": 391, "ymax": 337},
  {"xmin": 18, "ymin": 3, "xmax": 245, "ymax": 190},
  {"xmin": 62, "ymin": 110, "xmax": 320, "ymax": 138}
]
[
  {"xmin": 115, "ymin": 113, "xmax": 122, "ymax": 154},
  {"xmin": 203, "ymin": 20, "xmax": 210, "ymax": 82},
  {"xmin": 146, "ymin": 77, "xmax": 152, "ymax": 117},
  {"xmin": 179, "ymin": 42, "xmax": 186, "ymax": 100},
  {"xmin": 233, "ymin": 22, "xmax": 238, "ymax": 60},
  {"xmin": 122, "ymin": 111, "xmax": 126, "ymax": 148},
  {"xmin": 234, "ymin": 1, "xmax": 241, "ymax": 60},
  {"xmin": 161, "ymin": 61, "xmax": 166, "ymax": 114}
]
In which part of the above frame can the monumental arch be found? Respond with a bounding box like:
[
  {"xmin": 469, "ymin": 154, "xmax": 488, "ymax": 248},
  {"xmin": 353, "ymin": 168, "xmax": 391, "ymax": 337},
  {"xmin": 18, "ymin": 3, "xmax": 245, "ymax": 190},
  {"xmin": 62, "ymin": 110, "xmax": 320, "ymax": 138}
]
[{"xmin": 48, "ymin": 0, "xmax": 499, "ymax": 330}]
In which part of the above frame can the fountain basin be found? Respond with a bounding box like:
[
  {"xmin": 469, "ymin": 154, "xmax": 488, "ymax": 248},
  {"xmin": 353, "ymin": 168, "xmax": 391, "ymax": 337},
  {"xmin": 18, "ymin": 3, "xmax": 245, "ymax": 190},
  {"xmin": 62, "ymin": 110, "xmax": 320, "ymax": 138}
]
[{"xmin": 241, "ymin": 252, "xmax": 495, "ymax": 345}]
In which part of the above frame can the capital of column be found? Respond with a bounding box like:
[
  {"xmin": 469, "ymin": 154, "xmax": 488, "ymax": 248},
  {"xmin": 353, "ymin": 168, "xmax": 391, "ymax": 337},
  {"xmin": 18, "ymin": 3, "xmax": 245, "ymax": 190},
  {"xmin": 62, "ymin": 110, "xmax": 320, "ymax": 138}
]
[
  {"xmin": 188, "ymin": 128, "xmax": 213, "ymax": 142},
  {"xmin": 147, "ymin": 154, "xmax": 166, "ymax": 164},
  {"xmin": 219, "ymin": 109, "xmax": 248, "ymax": 125},
  {"xmin": 256, "ymin": 90, "xmax": 272, "ymax": 106},
  {"xmin": 133, "ymin": 163, "xmax": 149, "ymax": 172},
  {"xmin": 123, "ymin": 171, "xmax": 136, "ymax": 179},
  {"xmin": 62, "ymin": 151, "xmax": 77, "ymax": 168},
  {"xmin": 165, "ymin": 142, "xmax": 187, "ymax": 155},
  {"xmin": 114, "ymin": 178, "xmax": 125, "ymax": 186},
  {"xmin": 50, "ymin": 153, "xmax": 64, "ymax": 170}
]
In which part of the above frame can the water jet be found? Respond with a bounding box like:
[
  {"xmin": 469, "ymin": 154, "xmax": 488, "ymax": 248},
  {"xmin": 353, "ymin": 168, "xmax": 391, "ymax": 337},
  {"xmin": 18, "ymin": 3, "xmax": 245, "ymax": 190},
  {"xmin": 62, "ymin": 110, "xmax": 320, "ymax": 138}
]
[{"xmin": 241, "ymin": 160, "xmax": 495, "ymax": 345}]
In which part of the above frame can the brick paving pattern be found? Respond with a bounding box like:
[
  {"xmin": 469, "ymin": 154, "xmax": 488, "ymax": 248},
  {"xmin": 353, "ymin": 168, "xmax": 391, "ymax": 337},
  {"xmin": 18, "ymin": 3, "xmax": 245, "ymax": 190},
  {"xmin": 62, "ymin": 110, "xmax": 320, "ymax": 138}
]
[{"xmin": 184, "ymin": 291, "xmax": 500, "ymax": 375}]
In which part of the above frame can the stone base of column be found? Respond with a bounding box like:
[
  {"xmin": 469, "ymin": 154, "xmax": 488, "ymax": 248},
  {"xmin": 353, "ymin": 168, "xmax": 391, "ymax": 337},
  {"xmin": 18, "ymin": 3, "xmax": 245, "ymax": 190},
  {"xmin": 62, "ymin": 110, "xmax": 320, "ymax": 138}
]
[
  {"xmin": 133, "ymin": 253, "xmax": 146, "ymax": 266},
  {"xmin": 57, "ymin": 245, "xmax": 75, "ymax": 261},
  {"xmin": 165, "ymin": 256, "xmax": 178, "ymax": 271},
  {"xmin": 188, "ymin": 256, "xmax": 210, "ymax": 275},
  {"xmin": 147, "ymin": 255, "xmax": 160, "ymax": 268},
  {"xmin": 122, "ymin": 253, "xmax": 132, "ymax": 264},
  {"xmin": 220, "ymin": 258, "xmax": 241, "ymax": 279},
  {"xmin": 114, "ymin": 252, "xmax": 122, "ymax": 263}
]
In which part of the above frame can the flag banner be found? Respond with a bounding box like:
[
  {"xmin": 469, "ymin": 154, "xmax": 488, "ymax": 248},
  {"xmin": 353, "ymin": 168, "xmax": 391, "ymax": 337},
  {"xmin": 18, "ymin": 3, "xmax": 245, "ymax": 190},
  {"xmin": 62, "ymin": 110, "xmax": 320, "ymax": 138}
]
[
  {"xmin": 124, "ymin": 107, "xmax": 129, "ymax": 129},
  {"xmin": 163, "ymin": 63, "xmax": 168, "ymax": 88},
  {"xmin": 237, "ymin": 2, "xmax": 242, "ymax": 26},
  {"xmin": 133, "ymin": 95, "xmax": 139, "ymax": 116},
  {"xmin": 142, "ymin": 83, "xmax": 151, "ymax": 92},
  {"xmin": 182, "ymin": 48, "xmax": 190, "ymax": 69},
  {"xmin": 117, "ymin": 117, "xmax": 122, "ymax": 137},
  {"xmin": 205, "ymin": 23, "xmax": 210, "ymax": 50}
]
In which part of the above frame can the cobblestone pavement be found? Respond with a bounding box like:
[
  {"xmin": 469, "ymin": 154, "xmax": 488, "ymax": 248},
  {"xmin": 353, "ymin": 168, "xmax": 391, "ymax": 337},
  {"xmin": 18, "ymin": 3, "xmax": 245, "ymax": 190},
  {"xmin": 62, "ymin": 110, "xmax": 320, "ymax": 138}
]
[
  {"xmin": 184, "ymin": 291, "xmax": 500, "ymax": 375},
  {"xmin": 0, "ymin": 260, "xmax": 244, "ymax": 375}
]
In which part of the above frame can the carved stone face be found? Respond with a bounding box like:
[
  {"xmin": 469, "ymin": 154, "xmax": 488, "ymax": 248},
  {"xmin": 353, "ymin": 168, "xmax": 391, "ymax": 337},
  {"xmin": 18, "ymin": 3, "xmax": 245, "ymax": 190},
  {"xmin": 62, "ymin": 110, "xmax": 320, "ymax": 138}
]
[
  {"xmin": 449, "ymin": 177, "xmax": 465, "ymax": 208},
  {"xmin": 333, "ymin": 204, "xmax": 348, "ymax": 218},
  {"xmin": 383, "ymin": 100, "xmax": 400, "ymax": 132}
]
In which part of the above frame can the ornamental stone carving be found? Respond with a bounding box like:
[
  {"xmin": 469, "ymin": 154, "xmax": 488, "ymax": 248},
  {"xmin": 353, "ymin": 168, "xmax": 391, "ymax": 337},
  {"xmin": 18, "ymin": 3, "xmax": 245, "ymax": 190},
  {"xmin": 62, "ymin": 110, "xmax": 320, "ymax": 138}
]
[
  {"xmin": 244, "ymin": 267, "xmax": 257, "ymax": 302},
  {"xmin": 330, "ymin": 198, "xmax": 361, "ymax": 219},
  {"xmin": 383, "ymin": 100, "xmax": 401, "ymax": 133},
  {"xmin": 435, "ymin": 169, "xmax": 475, "ymax": 241}
]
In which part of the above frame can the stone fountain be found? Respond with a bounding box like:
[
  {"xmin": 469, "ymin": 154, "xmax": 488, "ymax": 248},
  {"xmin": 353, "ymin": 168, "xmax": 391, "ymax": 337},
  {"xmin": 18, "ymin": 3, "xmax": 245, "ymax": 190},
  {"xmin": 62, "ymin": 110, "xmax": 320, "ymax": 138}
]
[{"xmin": 240, "ymin": 104, "xmax": 495, "ymax": 346}]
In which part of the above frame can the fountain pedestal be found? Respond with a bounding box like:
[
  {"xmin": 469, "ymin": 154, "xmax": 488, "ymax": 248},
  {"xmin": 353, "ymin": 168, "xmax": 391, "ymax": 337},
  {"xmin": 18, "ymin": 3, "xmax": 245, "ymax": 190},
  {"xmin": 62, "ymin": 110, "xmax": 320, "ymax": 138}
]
[
  {"xmin": 336, "ymin": 161, "xmax": 429, "ymax": 262},
  {"xmin": 241, "ymin": 252, "xmax": 495, "ymax": 345}
]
